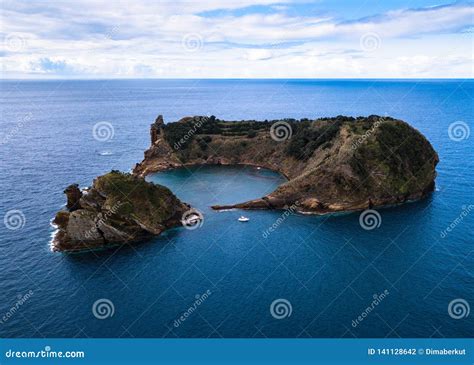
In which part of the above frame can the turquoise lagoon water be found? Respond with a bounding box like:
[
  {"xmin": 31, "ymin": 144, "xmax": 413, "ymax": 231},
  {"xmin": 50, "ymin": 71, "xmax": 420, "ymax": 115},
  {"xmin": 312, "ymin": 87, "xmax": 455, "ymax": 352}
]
[{"xmin": 0, "ymin": 79, "xmax": 472, "ymax": 338}]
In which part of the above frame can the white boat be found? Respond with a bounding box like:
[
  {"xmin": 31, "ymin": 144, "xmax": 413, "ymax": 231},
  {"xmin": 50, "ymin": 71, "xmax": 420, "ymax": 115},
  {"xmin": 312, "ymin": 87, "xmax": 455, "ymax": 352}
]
[{"xmin": 238, "ymin": 216, "xmax": 250, "ymax": 222}]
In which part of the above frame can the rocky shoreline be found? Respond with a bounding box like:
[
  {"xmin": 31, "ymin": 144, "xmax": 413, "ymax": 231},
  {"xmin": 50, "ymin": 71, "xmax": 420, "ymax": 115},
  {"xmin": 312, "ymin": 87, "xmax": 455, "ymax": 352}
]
[
  {"xmin": 134, "ymin": 114, "xmax": 439, "ymax": 215},
  {"xmin": 53, "ymin": 114, "xmax": 439, "ymax": 251},
  {"xmin": 52, "ymin": 171, "xmax": 189, "ymax": 252}
]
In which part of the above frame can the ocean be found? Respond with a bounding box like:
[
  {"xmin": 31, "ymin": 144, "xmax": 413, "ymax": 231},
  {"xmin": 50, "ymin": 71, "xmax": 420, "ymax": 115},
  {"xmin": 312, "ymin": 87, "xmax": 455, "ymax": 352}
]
[{"xmin": 0, "ymin": 79, "xmax": 472, "ymax": 338}]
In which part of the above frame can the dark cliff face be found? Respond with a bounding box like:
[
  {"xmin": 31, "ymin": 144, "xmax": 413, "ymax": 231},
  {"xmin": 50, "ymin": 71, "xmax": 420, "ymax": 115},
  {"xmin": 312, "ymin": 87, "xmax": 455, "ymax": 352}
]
[
  {"xmin": 150, "ymin": 115, "xmax": 164, "ymax": 145},
  {"xmin": 52, "ymin": 171, "xmax": 189, "ymax": 252},
  {"xmin": 64, "ymin": 184, "xmax": 82, "ymax": 211},
  {"xmin": 134, "ymin": 115, "xmax": 439, "ymax": 214}
]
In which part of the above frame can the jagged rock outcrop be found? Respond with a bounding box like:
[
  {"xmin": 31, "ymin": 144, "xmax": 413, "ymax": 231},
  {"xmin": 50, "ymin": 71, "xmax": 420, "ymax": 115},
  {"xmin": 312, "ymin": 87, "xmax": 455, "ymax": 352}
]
[
  {"xmin": 133, "ymin": 115, "xmax": 439, "ymax": 214},
  {"xmin": 150, "ymin": 115, "xmax": 164, "ymax": 145},
  {"xmin": 52, "ymin": 170, "xmax": 189, "ymax": 252},
  {"xmin": 64, "ymin": 184, "xmax": 82, "ymax": 211}
]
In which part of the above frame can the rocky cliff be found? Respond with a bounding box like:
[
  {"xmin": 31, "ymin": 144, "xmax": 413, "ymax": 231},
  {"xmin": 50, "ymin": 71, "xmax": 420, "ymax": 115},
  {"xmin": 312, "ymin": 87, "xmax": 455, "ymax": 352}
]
[
  {"xmin": 133, "ymin": 115, "xmax": 439, "ymax": 214},
  {"xmin": 52, "ymin": 171, "xmax": 189, "ymax": 252}
]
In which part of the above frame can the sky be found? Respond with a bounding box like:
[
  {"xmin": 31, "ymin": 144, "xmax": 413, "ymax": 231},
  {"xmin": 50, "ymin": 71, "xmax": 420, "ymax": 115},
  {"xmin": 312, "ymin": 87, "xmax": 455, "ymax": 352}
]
[{"xmin": 0, "ymin": 0, "xmax": 473, "ymax": 79}]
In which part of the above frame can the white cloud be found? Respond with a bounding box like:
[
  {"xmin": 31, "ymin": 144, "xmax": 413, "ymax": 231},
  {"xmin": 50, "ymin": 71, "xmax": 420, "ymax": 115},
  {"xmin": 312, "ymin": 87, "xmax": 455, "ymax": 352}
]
[
  {"xmin": 245, "ymin": 49, "xmax": 274, "ymax": 61},
  {"xmin": 0, "ymin": 1, "xmax": 472, "ymax": 78}
]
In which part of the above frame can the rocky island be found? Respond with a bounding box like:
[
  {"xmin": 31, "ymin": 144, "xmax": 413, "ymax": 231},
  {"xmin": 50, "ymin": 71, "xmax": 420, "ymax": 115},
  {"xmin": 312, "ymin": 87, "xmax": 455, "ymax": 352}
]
[
  {"xmin": 53, "ymin": 114, "xmax": 438, "ymax": 251},
  {"xmin": 134, "ymin": 114, "xmax": 438, "ymax": 214},
  {"xmin": 52, "ymin": 171, "xmax": 189, "ymax": 252}
]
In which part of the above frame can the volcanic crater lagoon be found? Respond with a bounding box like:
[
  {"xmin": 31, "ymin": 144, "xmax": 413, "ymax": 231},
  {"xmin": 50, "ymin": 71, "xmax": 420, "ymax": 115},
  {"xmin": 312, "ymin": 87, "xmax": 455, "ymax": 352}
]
[{"xmin": 0, "ymin": 79, "xmax": 473, "ymax": 338}]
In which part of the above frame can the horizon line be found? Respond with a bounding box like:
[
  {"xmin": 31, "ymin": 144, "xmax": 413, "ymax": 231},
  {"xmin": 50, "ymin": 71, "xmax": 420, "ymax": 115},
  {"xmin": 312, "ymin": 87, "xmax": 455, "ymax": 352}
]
[{"xmin": 2, "ymin": 77, "xmax": 472, "ymax": 81}]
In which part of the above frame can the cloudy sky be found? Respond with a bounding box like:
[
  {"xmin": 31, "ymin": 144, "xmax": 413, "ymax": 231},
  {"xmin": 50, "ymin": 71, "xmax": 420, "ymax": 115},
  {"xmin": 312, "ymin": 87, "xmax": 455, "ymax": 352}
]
[{"xmin": 1, "ymin": 0, "xmax": 473, "ymax": 78}]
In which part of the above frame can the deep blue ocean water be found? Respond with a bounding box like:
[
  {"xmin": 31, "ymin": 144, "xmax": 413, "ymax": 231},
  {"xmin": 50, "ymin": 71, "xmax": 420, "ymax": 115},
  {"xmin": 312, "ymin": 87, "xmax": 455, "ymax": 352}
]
[{"xmin": 0, "ymin": 79, "xmax": 472, "ymax": 338}]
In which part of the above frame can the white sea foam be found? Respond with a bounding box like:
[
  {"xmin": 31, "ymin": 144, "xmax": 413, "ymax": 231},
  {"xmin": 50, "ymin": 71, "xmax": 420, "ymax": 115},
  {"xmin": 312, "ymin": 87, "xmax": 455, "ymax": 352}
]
[
  {"xmin": 49, "ymin": 218, "xmax": 59, "ymax": 251},
  {"xmin": 49, "ymin": 217, "xmax": 57, "ymax": 229}
]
